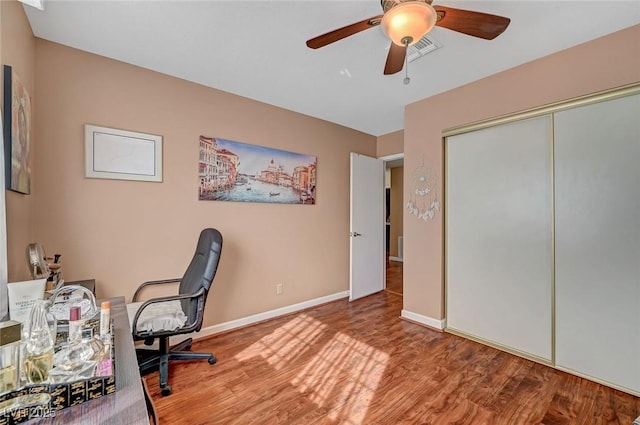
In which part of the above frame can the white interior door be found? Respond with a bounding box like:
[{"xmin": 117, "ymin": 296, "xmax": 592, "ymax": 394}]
[{"xmin": 350, "ymin": 153, "xmax": 384, "ymax": 301}]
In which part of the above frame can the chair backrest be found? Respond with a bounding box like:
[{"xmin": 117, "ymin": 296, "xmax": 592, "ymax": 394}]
[{"xmin": 179, "ymin": 228, "xmax": 223, "ymax": 328}]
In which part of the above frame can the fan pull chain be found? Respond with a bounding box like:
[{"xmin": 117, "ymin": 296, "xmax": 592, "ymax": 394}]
[{"xmin": 403, "ymin": 39, "xmax": 410, "ymax": 85}]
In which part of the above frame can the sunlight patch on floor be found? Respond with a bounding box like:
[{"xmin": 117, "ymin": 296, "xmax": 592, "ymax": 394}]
[
  {"xmin": 292, "ymin": 332, "xmax": 389, "ymax": 425},
  {"xmin": 235, "ymin": 314, "xmax": 327, "ymax": 370},
  {"xmin": 234, "ymin": 314, "xmax": 389, "ymax": 424}
]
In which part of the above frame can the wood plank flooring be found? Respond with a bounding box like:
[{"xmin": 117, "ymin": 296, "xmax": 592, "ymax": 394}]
[
  {"xmin": 385, "ymin": 260, "xmax": 403, "ymax": 295},
  {"xmin": 146, "ymin": 292, "xmax": 638, "ymax": 424}
]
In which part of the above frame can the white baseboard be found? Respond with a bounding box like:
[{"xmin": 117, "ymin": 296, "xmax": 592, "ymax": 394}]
[
  {"xmin": 400, "ymin": 309, "xmax": 445, "ymax": 331},
  {"xmin": 389, "ymin": 256, "xmax": 403, "ymax": 263},
  {"xmin": 189, "ymin": 290, "xmax": 350, "ymax": 342}
]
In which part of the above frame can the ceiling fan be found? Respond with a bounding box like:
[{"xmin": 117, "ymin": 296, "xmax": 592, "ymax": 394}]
[{"xmin": 306, "ymin": 0, "xmax": 511, "ymax": 75}]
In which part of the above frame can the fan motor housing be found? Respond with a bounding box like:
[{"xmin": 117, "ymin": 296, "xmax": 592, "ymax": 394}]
[{"xmin": 381, "ymin": 0, "xmax": 433, "ymax": 14}]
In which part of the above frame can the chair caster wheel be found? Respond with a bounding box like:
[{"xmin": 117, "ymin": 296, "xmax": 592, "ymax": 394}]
[
  {"xmin": 208, "ymin": 356, "xmax": 217, "ymax": 365},
  {"xmin": 161, "ymin": 385, "xmax": 172, "ymax": 396}
]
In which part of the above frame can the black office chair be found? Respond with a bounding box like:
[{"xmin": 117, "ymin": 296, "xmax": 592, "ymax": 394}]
[{"xmin": 130, "ymin": 228, "xmax": 223, "ymax": 396}]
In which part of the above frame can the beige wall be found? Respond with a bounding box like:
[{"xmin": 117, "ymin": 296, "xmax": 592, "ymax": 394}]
[
  {"xmin": 377, "ymin": 130, "xmax": 403, "ymax": 158},
  {"xmin": 389, "ymin": 167, "xmax": 403, "ymax": 258},
  {"xmin": 5, "ymin": 3, "xmax": 638, "ymax": 332},
  {"xmin": 403, "ymin": 24, "xmax": 640, "ymax": 320},
  {"xmin": 1, "ymin": 0, "xmax": 36, "ymax": 281},
  {"xmin": 30, "ymin": 40, "xmax": 376, "ymax": 327}
]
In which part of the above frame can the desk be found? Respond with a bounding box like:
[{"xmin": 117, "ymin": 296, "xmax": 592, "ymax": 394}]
[{"xmin": 24, "ymin": 297, "xmax": 149, "ymax": 425}]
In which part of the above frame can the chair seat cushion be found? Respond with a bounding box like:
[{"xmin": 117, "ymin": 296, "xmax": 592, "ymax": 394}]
[{"xmin": 127, "ymin": 300, "xmax": 188, "ymax": 334}]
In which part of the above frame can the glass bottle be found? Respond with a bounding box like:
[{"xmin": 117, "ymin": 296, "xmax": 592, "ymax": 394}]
[
  {"xmin": 68, "ymin": 327, "xmax": 105, "ymax": 364},
  {"xmin": 23, "ymin": 301, "xmax": 55, "ymax": 384},
  {"xmin": 67, "ymin": 306, "xmax": 84, "ymax": 345},
  {"xmin": 0, "ymin": 321, "xmax": 22, "ymax": 393}
]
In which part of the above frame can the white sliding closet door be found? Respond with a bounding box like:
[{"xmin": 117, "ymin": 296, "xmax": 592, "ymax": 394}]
[
  {"xmin": 446, "ymin": 116, "xmax": 553, "ymax": 361},
  {"xmin": 554, "ymin": 93, "xmax": 640, "ymax": 394}
]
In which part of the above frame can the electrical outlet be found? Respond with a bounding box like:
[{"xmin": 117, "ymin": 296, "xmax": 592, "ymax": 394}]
[{"xmin": 276, "ymin": 283, "xmax": 283, "ymax": 295}]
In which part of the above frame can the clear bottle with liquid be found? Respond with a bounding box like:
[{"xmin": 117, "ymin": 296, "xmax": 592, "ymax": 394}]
[
  {"xmin": 23, "ymin": 301, "xmax": 55, "ymax": 384},
  {"xmin": 0, "ymin": 321, "xmax": 22, "ymax": 393}
]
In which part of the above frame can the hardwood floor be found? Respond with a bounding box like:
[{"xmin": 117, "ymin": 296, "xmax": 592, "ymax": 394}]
[
  {"xmin": 147, "ymin": 292, "xmax": 638, "ymax": 424},
  {"xmin": 385, "ymin": 260, "xmax": 403, "ymax": 295}
]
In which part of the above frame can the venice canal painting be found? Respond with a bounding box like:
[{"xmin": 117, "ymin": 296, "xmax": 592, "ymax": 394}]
[{"xmin": 198, "ymin": 136, "xmax": 317, "ymax": 204}]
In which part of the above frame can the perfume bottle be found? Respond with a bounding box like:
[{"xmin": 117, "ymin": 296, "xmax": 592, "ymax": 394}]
[
  {"xmin": 81, "ymin": 327, "xmax": 106, "ymax": 362},
  {"xmin": 66, "ymin": 326, "xmax": 105, "ymax": 367},
  {"xmin": 0, "ymin": 321, "xmax": 22, "ymax": 393},
  {"xmin": 23, "ymin": 301, "xmax": 55, "ymax": 384},
  {"xmin": 68, "ymin": 306, "xmax": 84, "ymax": 344}
]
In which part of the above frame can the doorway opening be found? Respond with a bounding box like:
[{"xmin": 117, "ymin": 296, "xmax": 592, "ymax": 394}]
[{"xmin": 382, "ymin": 154, "xmax": 404, "ymax": 296}]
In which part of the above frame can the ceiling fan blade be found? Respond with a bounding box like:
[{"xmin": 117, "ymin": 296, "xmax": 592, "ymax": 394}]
[
  {"xmin": 306, "ymin": 15, "xmax": 383, "ymax": 49},
  {"xmin": 384, "ymin": 42, "xmax": 406, "ymax": 75},
  {"xmin": 434, "ymin": 6, "xmax": 510, "ymax": 40}
]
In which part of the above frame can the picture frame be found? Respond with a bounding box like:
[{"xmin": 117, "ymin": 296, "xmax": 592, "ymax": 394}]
[
  {"xmin": 198, "ymin": 136, "xmax": 317, "ymax": 205},
  {"xmin": 3, "ymin": 65, "xmax": 32, "ymax": 194},
  {"xmin": 85, "ymin": 124, "xmax": 163, "ymax": 182}
]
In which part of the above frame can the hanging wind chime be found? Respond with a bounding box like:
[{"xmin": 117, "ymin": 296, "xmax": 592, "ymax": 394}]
[{"xmin": 406, "ymin": 158, "xmax": 440, "ymax": 220}]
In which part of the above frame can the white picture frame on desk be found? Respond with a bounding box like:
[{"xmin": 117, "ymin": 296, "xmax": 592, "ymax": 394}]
[{"xmin": 85, "ymin": 124, "xmax": 163, "ymax": 182}]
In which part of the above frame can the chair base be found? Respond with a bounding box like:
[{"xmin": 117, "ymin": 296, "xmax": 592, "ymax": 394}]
[{"xmin": 136, "ymin": 337, "xmax": 216, "ymax": 396}]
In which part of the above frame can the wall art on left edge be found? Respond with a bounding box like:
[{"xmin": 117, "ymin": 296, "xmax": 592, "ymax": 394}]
[
  {"xmin": 3, "ymin": 65, "xmax": 32, "ymax": 194},
  {"xmin": 199, "ymin": 136, "xmax": 316, "ymax": 205}
]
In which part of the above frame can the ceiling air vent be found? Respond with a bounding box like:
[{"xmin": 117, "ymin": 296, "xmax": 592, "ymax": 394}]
[{"xmin": 407, "ymin": 35, "xmax": 442, "ymax": 63}]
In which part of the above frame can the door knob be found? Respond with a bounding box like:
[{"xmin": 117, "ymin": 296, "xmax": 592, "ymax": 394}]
[{"xmin": 350, "ymin": 232, "xmax": 362, "ymax": 237}]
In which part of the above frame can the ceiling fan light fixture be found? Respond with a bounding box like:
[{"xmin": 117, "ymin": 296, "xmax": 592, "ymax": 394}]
[
  {"xmin": 18, "ymin": 0, "xmax": 44, "ymax": 11},
  {"xmin": 381, "ymin": 1, "xmax": 437, "ymax": 46}
]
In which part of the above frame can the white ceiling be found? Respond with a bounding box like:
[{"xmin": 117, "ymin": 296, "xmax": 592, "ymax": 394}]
[{"xmin": 23, "ymin": 1, "xmax": 640, "ymax": 136}]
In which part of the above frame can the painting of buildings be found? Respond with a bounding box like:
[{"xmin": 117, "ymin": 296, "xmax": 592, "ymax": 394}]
[{"xmin": 199, "ymin": 136, "xmax": 316, "ymax": 204}]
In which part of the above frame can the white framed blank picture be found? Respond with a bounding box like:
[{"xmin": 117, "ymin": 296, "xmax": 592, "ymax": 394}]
[{"xmin": 85, "ymin": 124, "xmax": 163, "ymax": 182}]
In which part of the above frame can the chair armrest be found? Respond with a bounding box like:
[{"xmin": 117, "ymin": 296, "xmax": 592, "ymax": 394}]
[
  {"xmin": 132, "ymin": 278, "xmax": 181, "ymax": 302},
  {"xmin": 131, "ymin": 288, "xmax": 206, "ymax": 337}
]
